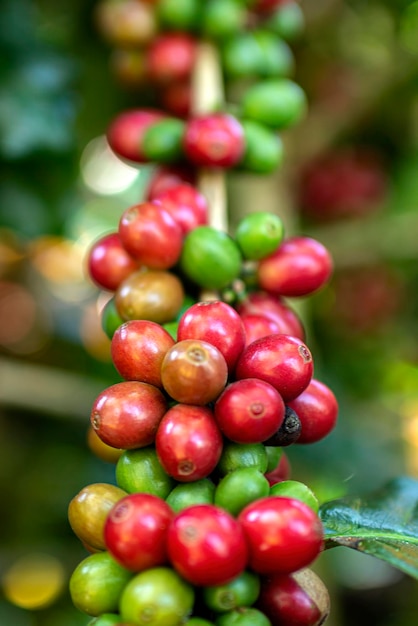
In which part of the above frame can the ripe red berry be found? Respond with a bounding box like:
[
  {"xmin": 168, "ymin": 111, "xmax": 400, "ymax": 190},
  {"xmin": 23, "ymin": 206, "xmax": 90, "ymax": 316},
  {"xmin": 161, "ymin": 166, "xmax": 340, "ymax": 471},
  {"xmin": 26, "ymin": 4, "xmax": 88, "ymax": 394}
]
[
  {"xmin": 146, "ymin": 33, "xmax": 197, "ymax": 83},
  {"xmin": 183, "ymin": 113, "xmax": 245, "ymax": 168},
  {"xmin": 90, "ymin": 381, "xmax": 168, "ymax": 450},
  {"xmin": 177, "ymin": 300, "xmax": 246, "ymax": 372},
  {"xmin": 237, "ymin": 291, "xmax": 305, "ymax": 340},
  {"xmin": 87, "ymin": 232, "xmax": 139, "ymax": 291},
  {"xmin": 161, "ymin": 339, "xmax": 228, "ymax": 405},
  {"xmin": 118, "ymin": 202, "xmax": 183, "ymax": 270},
  {"xmin": 214, "ymin": 378, "xmax": 285, "ymax": 444},
  {"xmin": 238, "ymin": 496, "xmax": 324, "ymax": 575},
  {"xmin": 107, "ymin": 108, "xmax": 165, "ymax": 162},
  {"xmin": 240, "ymin": 313, "xmax": 290, "ymax": 348},
  {"xmin": 156, "ymin": 404, "xmax": 223, "ymax": 482},
  {"xmin": 257, "ymin": 236, "xmax": 333, "ymax": 297},
  {"xmin": 167, "ymin": 504, "xmax": 248, "ymax": 586},
  {"xmin": 104, "ymin": 493, "xmax": 173, "ymax": 571},
  {"xmin": 257, "ymin": 569, "xmax": 330, "ymax": 626},
  {"xmin": 152, "ymin": 183, "xmax": 208, "ymax": 235},
  {"xmin": 235, "ymin": 334, "xmax": 313, "ymax": 402},
  {"xmin": 111, "ymin": 319, "xmax": 175, "ymax": 387},
  {"xmin": 288, "ymin": 379, "xmax": 338, "ymax": 444}
]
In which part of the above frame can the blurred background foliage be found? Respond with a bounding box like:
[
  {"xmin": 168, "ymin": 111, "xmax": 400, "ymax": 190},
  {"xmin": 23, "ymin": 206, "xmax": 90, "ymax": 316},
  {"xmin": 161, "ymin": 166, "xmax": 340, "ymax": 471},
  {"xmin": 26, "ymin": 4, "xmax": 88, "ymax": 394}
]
[{"xmin": 0, "ymin": 0, "xmax": 418, "ymax": 624}]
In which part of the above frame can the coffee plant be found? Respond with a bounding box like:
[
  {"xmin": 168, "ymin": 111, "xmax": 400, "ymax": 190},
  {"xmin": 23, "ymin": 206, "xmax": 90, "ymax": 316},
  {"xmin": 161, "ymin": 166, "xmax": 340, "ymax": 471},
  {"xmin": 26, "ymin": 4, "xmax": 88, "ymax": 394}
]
[{"xmin": 66, "ymin": 2, "xmax": 418, "ymax": 625}]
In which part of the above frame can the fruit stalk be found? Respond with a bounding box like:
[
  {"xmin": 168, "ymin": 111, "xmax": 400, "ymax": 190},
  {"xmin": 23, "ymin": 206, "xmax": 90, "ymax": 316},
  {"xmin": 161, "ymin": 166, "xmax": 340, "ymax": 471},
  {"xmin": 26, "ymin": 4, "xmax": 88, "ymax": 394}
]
[{"xmin": 191, "ymin": 41, "xmax": 228, "ymax": 233}]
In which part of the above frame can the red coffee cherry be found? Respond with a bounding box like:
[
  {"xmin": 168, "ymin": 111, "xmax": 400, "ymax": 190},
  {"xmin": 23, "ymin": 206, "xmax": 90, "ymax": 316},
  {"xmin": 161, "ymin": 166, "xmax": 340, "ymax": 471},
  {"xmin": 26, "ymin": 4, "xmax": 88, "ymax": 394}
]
[
  {"xmin": 183, "ymin": 113, "xmax": 245, "ymax": 168},
  {"xmin": 177, "ymin": 300, "xmax": 246, "ymax": 372},
  {"xmin": 214, "ymin": 378, "xmax": 285, "ymax": 444},
  {"xmin": 288, "ymin": 378, "xmax": 338, "ymax": 444},
  {"xmin": 257, "ymin": 569, "xmax": 330, "ymax": 626},
  {"xmin": 238, "ymin": 496, "xmax": 324, "ymax": 575},
  {"xmin": 90, "ymin": 380, "xmax": 168, "ymax": 450},
  {"xmin": 118, "ymin": 202, "xmax": 183, "ymax": 270},
  {"xmin": 107, "ymin": 108, "xmax": 165, "ymax": 163},
  {"xmin": 167, "ymin": 504, "xmax": 248, "ymax": 586},
  {"xmin": 237, "ymin": 291, "xmax": 305, "ymax": 340},
  {"xmin": 111, "ymin": 319, "xmax": 175, "ymax": 387},
  {"xmin": 235, "ymin": 334, "xmax": 313, "ymax": 402},
  {"xmin": 152, "ymin": 183, "xmax": 209, "ymax": 235},
  {"xmin": 156, "ymin": 404, "xmax": 223, "ymax": 482},
  {"xmin": 146, "ymin": 165, "xmax": 195, "ymax": 200},
  {"xmin": 87, "ymin": 232, "xmax": 139, "ymax": 291},
  {"xmin": 146, "ymin": 33, "xmax": 197, "ymax": 84},
  {"xmin": 257, "ymin": 236, "xmax": 333, "ymax": 297},
  {"xmin": 104, "ymin": 493, "xmax": 173, "ymax": 572}
]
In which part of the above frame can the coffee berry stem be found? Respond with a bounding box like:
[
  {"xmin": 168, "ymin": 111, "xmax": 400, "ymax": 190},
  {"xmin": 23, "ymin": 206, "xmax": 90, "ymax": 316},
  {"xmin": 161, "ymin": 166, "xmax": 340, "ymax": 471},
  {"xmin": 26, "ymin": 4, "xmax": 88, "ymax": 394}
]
[{"xmin": 191, "ymin": 41, "xmax": 228, "ymax": 233}]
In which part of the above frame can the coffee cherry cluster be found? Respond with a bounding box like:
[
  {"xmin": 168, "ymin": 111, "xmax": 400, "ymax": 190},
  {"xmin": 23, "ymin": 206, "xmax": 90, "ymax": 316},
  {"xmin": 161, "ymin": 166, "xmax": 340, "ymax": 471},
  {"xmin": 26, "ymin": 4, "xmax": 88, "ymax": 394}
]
[
  {"xmin": 68, "ymin": 2, "xmax": 337, "ymax": 624},
  {"xmin": 69, "ymin": 182, "xmax": 337, "ymax": 625},
  {"xmin": 96, "ymin": 0, "xmax": 306, "ymax": 174}
]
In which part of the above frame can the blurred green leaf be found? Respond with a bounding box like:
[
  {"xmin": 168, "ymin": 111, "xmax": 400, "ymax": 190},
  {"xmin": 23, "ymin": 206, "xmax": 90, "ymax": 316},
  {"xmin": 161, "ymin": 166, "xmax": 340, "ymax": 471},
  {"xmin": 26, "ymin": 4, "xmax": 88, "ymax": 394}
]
[{"xmin": 320, "ymin": 477, "xmax": 418, "ymax": 579}]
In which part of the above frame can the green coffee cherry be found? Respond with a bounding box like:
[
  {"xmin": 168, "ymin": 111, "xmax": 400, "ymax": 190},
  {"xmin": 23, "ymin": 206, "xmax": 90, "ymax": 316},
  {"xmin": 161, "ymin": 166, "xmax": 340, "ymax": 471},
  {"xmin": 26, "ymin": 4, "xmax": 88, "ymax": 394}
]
[
  {"xmin": 156, "ymin": 0, "xmax": 201, "ymax": 31},
  {"xmin": 239, "ymin": 119, "xmax": 284, "ymax": 174},
  {"xmin": 270, "ymin": 479, "xmax": 320, "ymax": 512},
  {"xmin": 264, "ymin": 2, "xmax": 305, "ymax": 41},
  {"xmin": 202, "ymin": 0, "xmax": 246, "ymax": 40},
  {"xmin": 142, "ymin": 118, "xmax": 185, "ymax": 164},
  {"xmin": 241, "ymin": 79, "xmax": 307, "ymax": 129}
]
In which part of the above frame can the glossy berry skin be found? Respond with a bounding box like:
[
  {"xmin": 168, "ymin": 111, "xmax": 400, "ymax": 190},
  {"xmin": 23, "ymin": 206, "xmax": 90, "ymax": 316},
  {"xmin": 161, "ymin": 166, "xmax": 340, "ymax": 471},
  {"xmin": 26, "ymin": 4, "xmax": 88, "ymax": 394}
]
[
  {"xmin": 237, "ymin": 291, "xmax": 305, "ymax": 340},
  {"xmin": 235, "ymin": 334, "xmax": 313, "ymax": 402},
  {"xmin": 241, "ymin": 313, "xmax": 291, "ymax": 348},
  {"xmin": 167, "ymin": 504, "xmax": 248, "ymax": 586},
  {"xmin": 214, "ymin": 378, "xmax": 285, "ymax": 444},
  {"xmin": 111, "ymin": 320, "xmax": 175, "ymax": 388},
  {"xmin": 146, "ymin": 33, "xmax": 197, "ymax": 83},
  {"xmin": 161, "ymin": 339, "xmax": 228, "ymax": 405},
  {"xmin": 104, "ymin": 493, "xmax": 173, "ymax": 572},
  {"xmin": 183, "ymin": 114, "xmax": 245, "ymax": 168},
  {"xmin": 257, "ymin": 570, "xmax": 330, "ymax": 626},
  {"xmin": 107, "ymin": 108, "xmax": 165, "ymax": 163},
  {"xmin": 156, "ymin": 404, "xmax": 223, "ymax": 482},
  {"xmin": 288, "ymin": 379, "xmax": 338, "ymax": 444},
  {"xmin": 90, "ymin": 381, "xmax": 167, "ymax": 450},
  {"xmin": 238, "ymin": 497, "xmax": 324, "ymax": 575},
  {"xmin": 87, "ymin": 233, "xmax": 139, "ymax": 291},
  {"xmin": 118, "ymin": 202, "xmax": 183, "ymax": 270},
  {"xmin": 177, "ymin": 301, "xmax": 246, "ymax": 372},
  {"xmin": 152, "ymin": 183, "xmax": 208, "ymax": 235},
  {"xmin": 257, "ymin": 236, "xmax": 333, "ymax": 297}
]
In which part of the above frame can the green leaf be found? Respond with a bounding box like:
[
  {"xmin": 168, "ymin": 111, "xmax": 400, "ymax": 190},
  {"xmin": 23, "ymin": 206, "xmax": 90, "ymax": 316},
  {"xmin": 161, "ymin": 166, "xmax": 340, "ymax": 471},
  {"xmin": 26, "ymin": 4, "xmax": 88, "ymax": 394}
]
[{"xmin": 319, "ymin": 476, "xmax": 418, "ymax": 579}]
